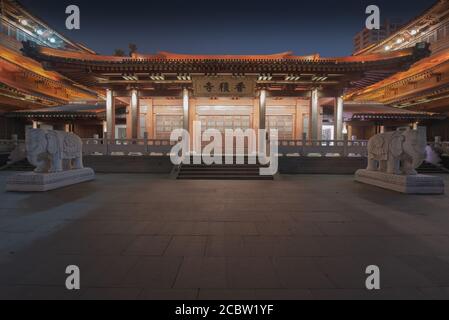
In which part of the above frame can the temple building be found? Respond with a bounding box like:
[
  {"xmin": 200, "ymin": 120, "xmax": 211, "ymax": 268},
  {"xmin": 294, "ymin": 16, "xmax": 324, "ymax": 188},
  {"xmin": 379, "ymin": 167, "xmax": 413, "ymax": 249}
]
[
  {"xmin": 0, "ymin": 0, "xmax": 448, "ymax": 143},
  {"xmin": 18, "ymin": 42, "xmax": 431, "ymax": 143}
]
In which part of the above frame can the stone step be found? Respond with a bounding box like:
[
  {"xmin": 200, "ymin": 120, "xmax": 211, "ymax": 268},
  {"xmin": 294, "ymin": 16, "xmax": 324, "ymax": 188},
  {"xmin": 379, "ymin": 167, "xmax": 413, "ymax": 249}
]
[
  {"xmin": 180, "ymin": 166, "xmax": 261, "ymax": 171},
  {"xmin": 179, "ymin": 170, "xmax": 261, "ymax": 175},
  {"xmin": 177, "ymin": 175, "xmax": 273, "ymax": 180},
  {"xmin": 182, "ymin": 157, "xmax": 262, "ymax": 165},
  {"xmin": 2, "ymin": 159, "xmax": 34, "ymax": 171},
  {"xmin": 417, "ymin": 162, "xmax": 449, "ymax": 174},
  {"xmin": 177, "ymin": 162, "xmax": 273, "ymax": 180},
  {"xmin": 0, "ymin": 153, "xmax": 9, "ymax": 167},
  {"xmin": 182, "ymin": 164, "xmax": 262, "ymax": 168}
]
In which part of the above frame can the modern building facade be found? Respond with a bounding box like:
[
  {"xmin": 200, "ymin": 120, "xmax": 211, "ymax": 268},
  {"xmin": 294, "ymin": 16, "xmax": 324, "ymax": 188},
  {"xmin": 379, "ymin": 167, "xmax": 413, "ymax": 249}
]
[{"xmin": 354, "ymin": 19, "xmax": 403, "ymax": 53}]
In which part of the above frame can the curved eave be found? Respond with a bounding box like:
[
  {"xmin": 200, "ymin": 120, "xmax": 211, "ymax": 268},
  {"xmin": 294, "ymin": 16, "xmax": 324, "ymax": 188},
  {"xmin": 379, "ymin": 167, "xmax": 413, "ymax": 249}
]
[
  {"xmin": 22, "ymin": 42, "xmax": 430, "ymax": 69},
  {"xmin": 346, "ymin": 46, "xmax": 449, "ymax": 102},
  {"xmin": 21, "ymin": 42, "xmax": 431, "ymax": 93},
  {"xmin": 1, "ymin": 44, "xmax": 100, "ymax": 99},
  {"xmin": 0, "ymin": 81, "xmax": 66, "ymax": 106}
]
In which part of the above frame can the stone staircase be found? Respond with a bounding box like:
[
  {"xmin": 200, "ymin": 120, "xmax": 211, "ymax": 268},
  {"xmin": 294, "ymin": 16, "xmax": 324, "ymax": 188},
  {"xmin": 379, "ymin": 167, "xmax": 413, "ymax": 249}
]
[
  {"xmin": 0, "ymin": 153, "xmax": 9, "ymax": 167},
  {"xmin": 417, "ymin": 161, "xmax": 449, "ymax": 174},
  {"xmin": 416, "ymin": 162, "xmax": 449, "ymax": 174},
  {"xmin": 1, "ymin": 159, "xmax": 33, "ymax": 171},
  {"xmin": 177, "ymin": 158, "xmax": 274, "ymax": 180}
]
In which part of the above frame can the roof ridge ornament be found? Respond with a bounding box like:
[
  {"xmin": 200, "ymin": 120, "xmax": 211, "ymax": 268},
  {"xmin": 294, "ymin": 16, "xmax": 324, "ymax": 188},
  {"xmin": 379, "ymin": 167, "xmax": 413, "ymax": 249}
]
[{"xmin": 151, "ymin": 51, "xmax": 296, "ymax": 60}]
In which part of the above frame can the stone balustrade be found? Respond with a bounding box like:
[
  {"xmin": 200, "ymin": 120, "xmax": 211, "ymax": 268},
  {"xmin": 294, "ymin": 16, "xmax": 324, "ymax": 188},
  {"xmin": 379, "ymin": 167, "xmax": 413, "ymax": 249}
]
[
  {"xmin": 278, "ymin": 139, "xmax": 369, "ymax": 157},
  {"xmin": 82, "ymin": 138, "xmax": 176, "ymax": 156},
  {"xmin": 81, "ymin": 137, "xmax": 370, "ymax": 157},
  {"xmin": 429, "ymin": 140, "xmax": 449, "ymax": 155},
  {"xmin": 2, "ymin": 136, "xmax": 449, "ymax": 158}
]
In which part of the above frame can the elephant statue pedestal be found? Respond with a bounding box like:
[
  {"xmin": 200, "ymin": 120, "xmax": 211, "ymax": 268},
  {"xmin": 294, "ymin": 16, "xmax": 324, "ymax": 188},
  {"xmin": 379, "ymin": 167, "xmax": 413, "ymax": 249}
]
[
  {"xmin": 355, "ymin": 127, "xmax": 445, "ymax": 194},
  {"xmin": 6, "ymin": 167, "xmax": 95, "ymax": 192},
  {"xmin": 355, "ymin": 169, "xmax": 444, "ymax": 194},
  {"xmin": 6, "ymin": 129, "xmax": 95, "ymax": 192}
]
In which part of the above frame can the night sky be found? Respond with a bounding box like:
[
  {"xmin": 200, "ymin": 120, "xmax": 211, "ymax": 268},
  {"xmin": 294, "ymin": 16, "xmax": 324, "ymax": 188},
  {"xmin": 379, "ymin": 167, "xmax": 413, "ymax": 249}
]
[{"xmin": 20, "ymin": 0, "xmax": 435, "ymax": 56}]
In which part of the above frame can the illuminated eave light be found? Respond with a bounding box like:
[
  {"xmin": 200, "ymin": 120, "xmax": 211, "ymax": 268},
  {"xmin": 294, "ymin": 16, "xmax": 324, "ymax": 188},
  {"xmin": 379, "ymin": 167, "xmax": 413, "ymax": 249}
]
[
  {"xmin": 177, "ymin": 74, "xmax": 191, "ymax": 81},
  {"xmin": 285, "ymin": 74, "xmax": 301, "ymax": 81},
  {"xmin": 384, "ymin": 45, "xmax": 391, "ymax": 51},
  {"xmin": 36, "ymin": 29, "xmax": 44, "ymax": 36},
  {"xmin": 312, "ymin": 76, "xmax": 328, "ymax": 82},
  {"xmin": 410, "ymin": 29, "xmax": 419, "ymax": 36},
  {"xmin": 258, "ymin": 74, "xmax": 272, "ymax": 81},
  {"xmin": 122, "ymin": 75, "xmax": 138, "ymax": 81},
  {"xmin": 49, "ymin": 37, "xmax": 56, "ymax": 44},
  {"xmin": 150, "ymin": 74, "xmax": 165, "ymax": 81},
  {"xmin": 396, "ymin": 38, "xmax": 404, "ymax": 44},
  {"xmin": 20, "ymin": 19, "xmax": 28, "ymax": 26}
]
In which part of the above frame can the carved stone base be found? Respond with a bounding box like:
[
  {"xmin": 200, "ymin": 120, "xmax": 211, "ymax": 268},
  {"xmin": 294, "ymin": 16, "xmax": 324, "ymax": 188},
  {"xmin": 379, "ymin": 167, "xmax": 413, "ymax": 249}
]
[
  {"xmin": 6, "ymin": 168, "xmax": 95, "ymax": 192},
  {"xmin": 355, "ymin": 169, "xmax": 445, "ymax": 194}
]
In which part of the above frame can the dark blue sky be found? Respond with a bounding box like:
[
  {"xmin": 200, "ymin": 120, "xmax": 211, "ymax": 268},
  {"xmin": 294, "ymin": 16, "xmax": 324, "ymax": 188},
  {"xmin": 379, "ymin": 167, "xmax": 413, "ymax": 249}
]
[{"xmin": 20, "ymin": 0, "xmax": 435, "ymax": 56}]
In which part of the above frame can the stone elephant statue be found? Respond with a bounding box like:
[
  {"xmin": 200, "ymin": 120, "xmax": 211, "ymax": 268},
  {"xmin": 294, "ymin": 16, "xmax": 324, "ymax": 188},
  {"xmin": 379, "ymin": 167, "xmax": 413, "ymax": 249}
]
[
  {"xmin": 26, "ymin": 128, "xmax": 84, "ymax": 173},
  {"xmin": 367, "ymin": 127, "xmax": 427, "ymax": 175}
]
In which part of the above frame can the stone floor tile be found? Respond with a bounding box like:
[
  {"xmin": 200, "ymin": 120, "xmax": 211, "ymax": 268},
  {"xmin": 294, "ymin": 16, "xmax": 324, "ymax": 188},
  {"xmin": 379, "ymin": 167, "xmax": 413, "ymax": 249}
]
[
  {"xmin": 164, "ymin": 236, "xmax": 207, "ymax": 257},
  {"xmin": 0, "ymin": 172, "xmax": 448, "ymax": 299},
  {"xmin": 226, "ymin": 257, "xmax": 281, "ymax": 289},
  {"xmin": 174, "ymin": 257, "xmax": 227, "ymax": 289},
  {"xmin": 121, "ymin": 257, "xmax": 182, "ymax": 288},
  {"xmin": 123, "ymin": 235, "xmax": 171, "ymax": 256},
  {"xmin": 272, "ymin": 257, "xmax": 335, "ymax": 289}
]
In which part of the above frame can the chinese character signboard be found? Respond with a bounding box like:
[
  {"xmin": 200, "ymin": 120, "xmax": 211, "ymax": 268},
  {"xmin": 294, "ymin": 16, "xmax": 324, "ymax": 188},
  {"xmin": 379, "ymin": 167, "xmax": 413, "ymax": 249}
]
[{"xmin": 193, "ymin": 76, "xmax": 256, "ymax": 97}]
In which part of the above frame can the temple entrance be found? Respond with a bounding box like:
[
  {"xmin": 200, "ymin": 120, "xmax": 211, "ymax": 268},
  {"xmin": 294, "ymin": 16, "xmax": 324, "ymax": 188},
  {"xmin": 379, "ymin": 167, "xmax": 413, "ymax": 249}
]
[
  {"xmin": 195, "ymin": 105, "xmax": 254, "ymax": 156},
  {"xmin": 197, "ymin": 114, "xmax": 253, "ymax": 156}
]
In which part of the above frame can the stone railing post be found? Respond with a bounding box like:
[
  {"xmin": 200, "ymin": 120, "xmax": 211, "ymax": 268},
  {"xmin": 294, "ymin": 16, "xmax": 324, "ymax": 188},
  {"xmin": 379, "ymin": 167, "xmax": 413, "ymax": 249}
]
[
  {"xmin": 104, "ymin": 137, "xmax": 110, "ymax": 155},
  {"xmin": 301, "ymin": 132, "xmax": 307, "ymax": 156},
  {"xmin": 11, "ymin": 134, "xmax": 18, "ymax": 146},
  {"xmin": 144, "ymin": 132, "xmax": 149, "ymax": 155},
  {"xmin": 343, "ymin": 133, "xmax": 349, "ymax": 157}
]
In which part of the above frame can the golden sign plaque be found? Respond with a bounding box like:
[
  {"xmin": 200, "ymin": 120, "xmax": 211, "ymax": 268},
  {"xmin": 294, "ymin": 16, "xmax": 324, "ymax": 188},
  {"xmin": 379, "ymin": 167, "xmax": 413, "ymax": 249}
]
[{"xmin": 193, "ymin": 76, "xmax": 256, "ymax": 97}]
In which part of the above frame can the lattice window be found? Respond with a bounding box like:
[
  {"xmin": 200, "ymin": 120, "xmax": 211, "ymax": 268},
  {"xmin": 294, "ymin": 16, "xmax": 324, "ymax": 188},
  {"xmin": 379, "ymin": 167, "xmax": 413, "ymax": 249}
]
[
  {"xmin": 198, "ymin": 115, "xmax": 251, "ymax": 133},
  {"xmin": 266, "ymin": 115, "xmax": 294, "ymax": 140},
  {"xmin": 155, "ymin": 115, "xmax": 183, "ymax": 139}
]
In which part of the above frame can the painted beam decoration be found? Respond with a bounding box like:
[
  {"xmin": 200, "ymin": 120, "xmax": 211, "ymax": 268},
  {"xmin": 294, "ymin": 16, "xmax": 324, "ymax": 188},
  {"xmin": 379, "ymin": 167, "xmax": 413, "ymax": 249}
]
[
  {"xmin": 21, "ymin": 42, "xmax": 431, "ymax": 96},
  {"xmin": 193, "ymin": 76, "xmax": 256, "ymax": 97}
]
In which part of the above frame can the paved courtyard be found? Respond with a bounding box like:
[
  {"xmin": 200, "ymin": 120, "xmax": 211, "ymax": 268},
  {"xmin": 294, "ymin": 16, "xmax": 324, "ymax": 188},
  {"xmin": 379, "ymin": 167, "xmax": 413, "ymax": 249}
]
[{"xmin": 0, "ymin": 172, "xmax": 449, "ymax": 300}]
